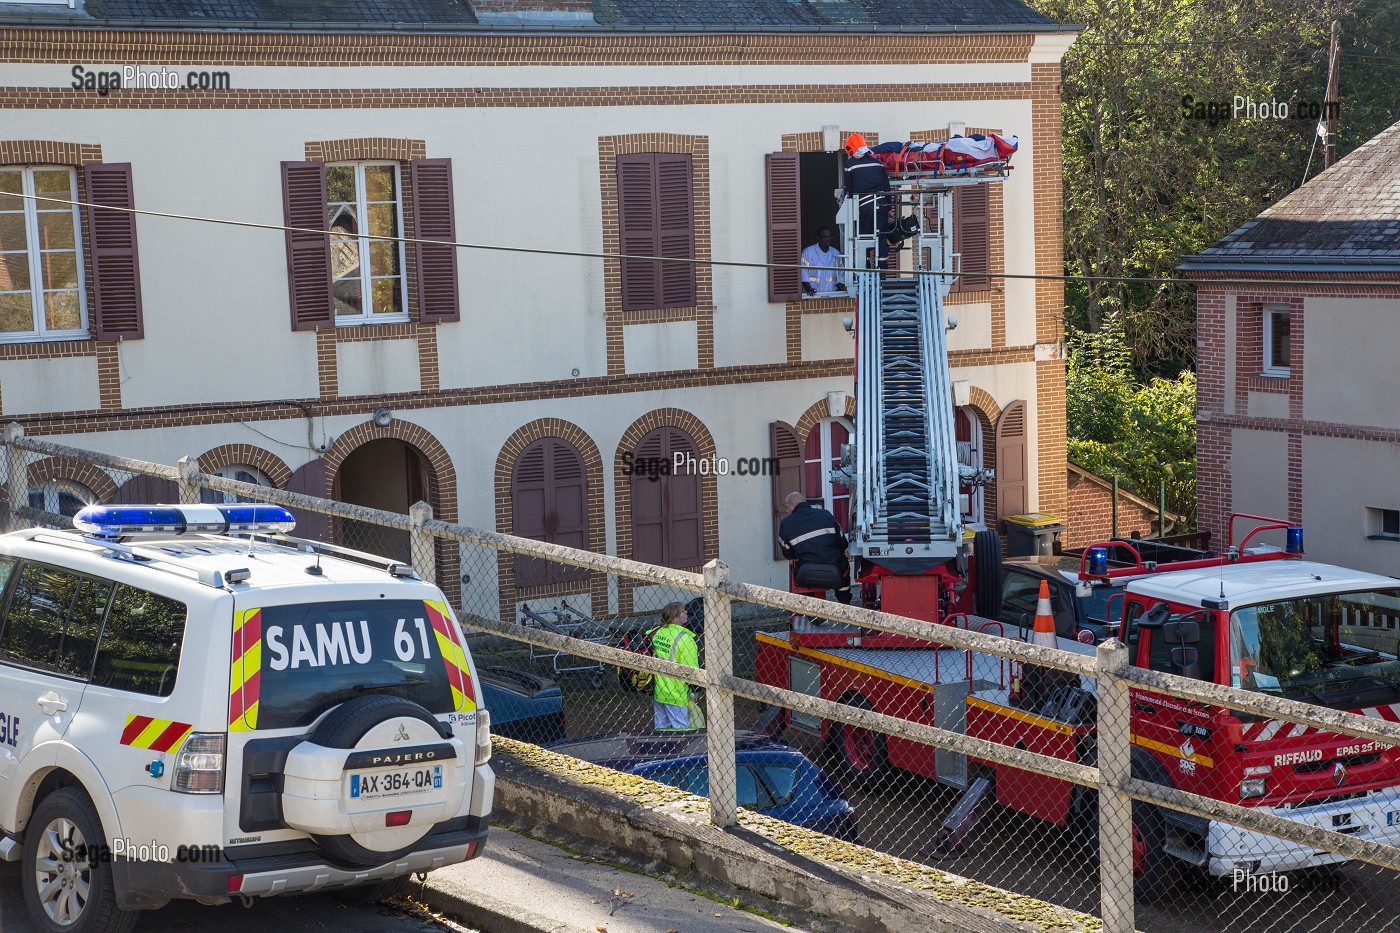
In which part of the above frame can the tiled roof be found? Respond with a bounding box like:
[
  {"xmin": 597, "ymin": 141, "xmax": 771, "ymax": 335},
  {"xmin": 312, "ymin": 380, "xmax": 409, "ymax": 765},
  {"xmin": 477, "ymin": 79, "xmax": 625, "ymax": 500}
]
[
  {"xmin": 56, "ymin": 0, "xmax": 1063, "ymax": 29},
  {"xmin": 1180, "ymin": 118, "xmax": 1400, "ymax": 271},
  {"xmin": 85, "ymin": 0, "xmax": 479, "ymax": 23},
  {"xmin": 594, "ymin": 0, "xmax": 1059, "ymax": 28}
]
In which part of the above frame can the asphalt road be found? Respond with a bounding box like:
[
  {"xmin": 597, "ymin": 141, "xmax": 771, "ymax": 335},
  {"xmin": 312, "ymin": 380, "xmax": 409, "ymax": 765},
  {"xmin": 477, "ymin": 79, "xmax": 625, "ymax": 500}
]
[{"xmin": 0, "ymin": 863, "xmax": 471, "ymax": 933}]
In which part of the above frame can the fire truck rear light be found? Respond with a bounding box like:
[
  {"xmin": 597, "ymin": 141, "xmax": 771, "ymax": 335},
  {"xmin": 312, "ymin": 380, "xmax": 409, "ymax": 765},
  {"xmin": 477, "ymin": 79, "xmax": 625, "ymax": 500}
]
[
  {"xmin": 227, "ymin": 874, "xmax": 244, "ymax": 893},
  {"xmin": 1241, "ymin": 778, "xmax": 1267, "ymax": 799},
  {"xmin": 386, "ymin": 810, "xmax": 412, "ymax": 827},
  {"xmin": 1243, "ymin": 765, "xmax": 1273, "ymax": 777},
  {"xmin": 1286, "ymin": 526, "xmax": 1304, "ymax": 553}
]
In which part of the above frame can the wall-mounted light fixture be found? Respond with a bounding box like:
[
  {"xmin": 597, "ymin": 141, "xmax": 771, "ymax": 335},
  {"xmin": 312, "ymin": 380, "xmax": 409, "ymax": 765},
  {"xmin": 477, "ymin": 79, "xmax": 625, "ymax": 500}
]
[{"xmin": 373, "ymin": 408, "xmax": 393, "ymax": 428}]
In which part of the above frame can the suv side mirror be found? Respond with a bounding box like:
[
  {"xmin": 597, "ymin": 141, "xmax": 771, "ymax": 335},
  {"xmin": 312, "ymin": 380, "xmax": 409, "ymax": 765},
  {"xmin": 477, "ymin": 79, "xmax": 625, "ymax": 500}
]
[{"xmin": 1162, "ymin": 618, "xmax": 1200, "ymax": 646}]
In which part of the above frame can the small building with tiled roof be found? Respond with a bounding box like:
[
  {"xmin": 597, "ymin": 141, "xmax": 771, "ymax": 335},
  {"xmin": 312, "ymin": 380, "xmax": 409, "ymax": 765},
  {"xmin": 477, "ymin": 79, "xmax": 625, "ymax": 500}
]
[
  {"xmin": 0, "ymin": 0, "xmax": 1076, "ymax": 611},
  {"xmin": 1180, "ymin": 118, "xmax": 1400, "ymax": 572}
]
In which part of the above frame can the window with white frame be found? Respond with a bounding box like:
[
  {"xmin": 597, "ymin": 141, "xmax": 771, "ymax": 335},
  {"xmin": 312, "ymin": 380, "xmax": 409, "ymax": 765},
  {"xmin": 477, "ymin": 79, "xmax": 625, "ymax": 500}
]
[
  {"xmin": 0, "ymin": 167, "xmax": 88, "ymax": 342},
  {"xmin": 1263, "ymin": 307, "xmax": 1291, "ymax": 376},
  {"xmin": 200, "ymin": 465, "xmax": 272, "ymax": 505},
  {"xmin": 1368, "ymin": 507, "xmax": 1400, "ymax": 542},
  {"xmin": 326, "ymin": 163, "xmax": 408, "ymax": 323},
  {"xmin": 28, "ymin": 479, "xmax": 94, "ymax": 521},
  {"xmin": 803, "ymin": 418, "xmax": 851, "ymax": 532}
]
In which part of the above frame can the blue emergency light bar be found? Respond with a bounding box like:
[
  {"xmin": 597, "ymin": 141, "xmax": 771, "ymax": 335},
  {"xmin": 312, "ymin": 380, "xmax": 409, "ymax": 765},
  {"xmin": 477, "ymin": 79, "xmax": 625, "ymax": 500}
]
[{"xmin": 73, "ymin": 503, "xmax": 297, "ymax": 539}]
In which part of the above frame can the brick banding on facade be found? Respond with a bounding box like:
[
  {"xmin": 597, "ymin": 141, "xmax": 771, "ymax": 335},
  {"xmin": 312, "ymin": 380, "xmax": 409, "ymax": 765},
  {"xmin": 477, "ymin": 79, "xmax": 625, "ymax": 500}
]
[{"xmin": 26, "ymin": 456, "xmax": 120, "ymax": 502}]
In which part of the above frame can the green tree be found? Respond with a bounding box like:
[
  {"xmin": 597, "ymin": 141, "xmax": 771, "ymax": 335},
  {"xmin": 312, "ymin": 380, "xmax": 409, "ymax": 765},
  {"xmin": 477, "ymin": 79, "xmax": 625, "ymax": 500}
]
[
  {"xmin": 1030, "ymin": 0, "xmax": 1400, "ymax": 374},
  {"xmin": 1066, "ymin": 325, "xmax": 1197, "ymax": 524}
]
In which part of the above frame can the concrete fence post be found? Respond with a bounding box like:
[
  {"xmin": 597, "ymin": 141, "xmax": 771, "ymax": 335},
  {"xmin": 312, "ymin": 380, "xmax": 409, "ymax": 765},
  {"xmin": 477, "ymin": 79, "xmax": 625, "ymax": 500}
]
[
  {"xmin": 176, "ymin": 456, "xmax": 201, "ymax": 505},
  {"xmin": 703, "ymin": 559, "xmax": 738, "ymax": 829},
  {"xmin": 5, "ymin": 423, "xmax": 26, "ymax": 532},
  {"xmin": 409, "ymin": 501, "xmax": 436, "ymax": 585},
  {"xmin": 1096, "ymin": 638, "xmax": 1135, "ymax": 933}
]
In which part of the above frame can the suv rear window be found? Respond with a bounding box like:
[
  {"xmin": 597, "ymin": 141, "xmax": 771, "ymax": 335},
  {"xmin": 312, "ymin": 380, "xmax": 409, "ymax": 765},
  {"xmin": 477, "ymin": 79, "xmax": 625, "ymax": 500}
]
[{"xmin": 251, "ymin": 599, "xmax": 457, "ymax": 729}]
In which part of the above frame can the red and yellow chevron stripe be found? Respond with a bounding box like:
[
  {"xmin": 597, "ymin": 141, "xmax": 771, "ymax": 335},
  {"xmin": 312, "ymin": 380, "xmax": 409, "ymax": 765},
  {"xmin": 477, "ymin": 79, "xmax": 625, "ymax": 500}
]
[
  {"xmin": 121, "ymin": 715, "xmax": 192, "ymax": 752},
  {"xmin": 425, "ymin": 600, "xmax": 475, "ymax": 712},
  {"xmin": 229, "ymin": 607, "xmax": 262, "ymax": 731}
]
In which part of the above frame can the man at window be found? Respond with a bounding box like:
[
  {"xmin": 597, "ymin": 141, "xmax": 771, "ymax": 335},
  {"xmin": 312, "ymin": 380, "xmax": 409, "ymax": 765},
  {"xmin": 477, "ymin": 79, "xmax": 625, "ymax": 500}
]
[{"xmin": 800, "ymin": 227, "xmax": 847, "ymax": 298}]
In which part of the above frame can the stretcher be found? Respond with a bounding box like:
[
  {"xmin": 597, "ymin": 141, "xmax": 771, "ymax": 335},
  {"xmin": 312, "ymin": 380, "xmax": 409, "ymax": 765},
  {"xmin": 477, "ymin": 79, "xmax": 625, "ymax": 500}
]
[{"xmin": 870, "ymin": 133, "xmax": 1019, "ymax": 179}]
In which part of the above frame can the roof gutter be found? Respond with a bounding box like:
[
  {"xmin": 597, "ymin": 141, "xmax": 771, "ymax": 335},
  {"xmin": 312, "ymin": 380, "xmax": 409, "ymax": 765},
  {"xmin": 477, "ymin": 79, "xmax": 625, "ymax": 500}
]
[
  {"xmin": 0, "ymin": 14, "xmax": 1084, "ymax": 35},
  {"xmin": 1178, "ymin": 257, "xmax": 1400, "ymax": 276}
]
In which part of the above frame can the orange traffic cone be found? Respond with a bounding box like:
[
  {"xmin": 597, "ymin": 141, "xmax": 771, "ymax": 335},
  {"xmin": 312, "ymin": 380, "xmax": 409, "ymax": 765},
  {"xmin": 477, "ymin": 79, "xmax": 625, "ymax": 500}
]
[{"xmin": 1030, "ymin": 579, "xmax": 1057, "ymax": 648}]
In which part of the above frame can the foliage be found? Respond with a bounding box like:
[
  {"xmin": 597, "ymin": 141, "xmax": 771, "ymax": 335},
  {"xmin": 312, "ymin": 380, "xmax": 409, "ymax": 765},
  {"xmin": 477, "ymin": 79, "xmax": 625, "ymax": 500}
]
[
  {"xmin": 1030, "ymin": 0, "xmax": 1400, "ymax": 375},
  {"xmin": 1066, "ymin": 325, "xmax": 1197, "ymax": 525}
]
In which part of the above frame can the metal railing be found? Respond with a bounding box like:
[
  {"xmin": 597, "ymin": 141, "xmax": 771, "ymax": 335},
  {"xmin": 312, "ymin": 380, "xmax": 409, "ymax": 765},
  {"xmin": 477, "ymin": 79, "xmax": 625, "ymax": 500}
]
[{"xmin": 6, "ymin": 426, "xmax": 1400, "ymax": 933}]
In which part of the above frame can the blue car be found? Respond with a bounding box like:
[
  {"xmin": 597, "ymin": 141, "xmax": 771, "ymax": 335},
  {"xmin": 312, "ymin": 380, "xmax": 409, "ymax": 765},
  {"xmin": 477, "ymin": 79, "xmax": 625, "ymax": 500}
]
[
  {"xmin": 548, "ymin": 731, "xmax": 858, "ymax": 842},
  {"xmin": 479, "ymin": 665, "xmax": 567, "ymax": 745}
]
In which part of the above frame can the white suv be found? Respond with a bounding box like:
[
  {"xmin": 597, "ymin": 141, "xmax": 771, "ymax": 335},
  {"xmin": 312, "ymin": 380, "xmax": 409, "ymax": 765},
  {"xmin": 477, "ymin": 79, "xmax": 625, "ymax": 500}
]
[{"xmin": 0, "ymin": 503, "xmax": 493, "ymax": 933}]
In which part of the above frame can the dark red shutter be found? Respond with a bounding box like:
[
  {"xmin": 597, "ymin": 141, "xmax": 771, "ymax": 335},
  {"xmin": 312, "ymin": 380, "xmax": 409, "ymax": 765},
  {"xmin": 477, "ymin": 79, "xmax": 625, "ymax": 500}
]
[
  {"xmin": 410, "ymin": 158, "xmax": 460, "ymax": 323},
  {"xmin": 656, "ymin": 154, "xmax": 695, "ymax": 309},
  {"xmin": 617, "ymin": 155, "xmax": 659, "ymax": 312},
  {"xmin": 112, "ymin": 473, "xmax": 178, "ymax": 503},
  {"xmin": 630, "ymin": 430, "xmax": 667, "ymax": 562},
  {"xmin": 82, "ymin": 163, "xmax": 144, "ymax": 340},
  {"xmin": 954, "ymin": 185, "xmax": 990, "ymax": 292},
  {"xmin": 285, "ymin": 457, "xmax": 329, "ymax": 542},
  {"xmin": 512, "ymin": 439, "xmax": 588, "ymax": 588},
  {"xmin": 766, "ymin": 152, "xmax": 802, "ymax": 303},
  {"xmin": 995, "ymin": 400, "xmax": 1027, "ymax": 522},
  {"xmin": 770, "ymin": 421, "xmax": 803, "ymax": 559},
  {"xmin": 663, "ymin": 428, "xmax": 703, "ymax": 568},
  {"xmin": 281, "ymin": 161, "xmax": 333, "ymax": 331}
]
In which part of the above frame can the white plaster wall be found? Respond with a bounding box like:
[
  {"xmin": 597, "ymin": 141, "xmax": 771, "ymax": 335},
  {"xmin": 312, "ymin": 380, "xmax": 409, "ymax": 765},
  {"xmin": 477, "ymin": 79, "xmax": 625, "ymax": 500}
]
[
  {"xmin": 1301, "ymin": 434, "xmax": 1400, "ymax": 574},
  {"xmin": 801, "ymin": 314, "xmax": 855, "ymax": 362},
  {"xmin": 622, "ymin": 321, "xmax": 699, "ymax": 374},
  {"xmin": 1304, "ymin": 297, "xmax": 1400, "ymax": 428},
  {"xmin": 337, "ymin": 339, "xmax": 420, "ymax": 398},
  {"xmin": 1247, "ymin": 391, "xmax": 1289, "ymax": 420},
  {"xmin": 1, "ymin": 357, "xmax": 100, "ymax": 416},
  {"xmin": 946, "ymin": 301, "xmax": 992, "ymax": 352},
  {"xmin": 1230, "ymin": 429, "xmax": 1289, "ymax": 520}
]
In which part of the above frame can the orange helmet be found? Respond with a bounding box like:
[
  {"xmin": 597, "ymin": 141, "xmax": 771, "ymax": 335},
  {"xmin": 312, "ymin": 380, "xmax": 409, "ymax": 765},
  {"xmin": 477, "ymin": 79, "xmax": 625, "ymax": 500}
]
[{"xmin": 844, "ymin": 133, "xmax": 866, "ymax": 156}]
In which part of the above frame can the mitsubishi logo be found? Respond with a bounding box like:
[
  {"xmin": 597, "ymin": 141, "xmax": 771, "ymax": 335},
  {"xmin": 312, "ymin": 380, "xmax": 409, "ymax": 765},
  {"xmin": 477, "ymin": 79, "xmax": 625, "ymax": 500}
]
[
  {"xmin": 1334, "ymin": 761, "xmax": 1348, "ymax": 787},
  {"xmin": 394, "ymin": 723, "xmax": 410, "ymax": 742}
]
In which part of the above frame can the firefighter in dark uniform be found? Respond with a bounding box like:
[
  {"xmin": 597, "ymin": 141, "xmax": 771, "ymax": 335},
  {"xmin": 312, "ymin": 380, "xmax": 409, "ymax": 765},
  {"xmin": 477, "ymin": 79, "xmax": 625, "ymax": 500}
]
[
  {"xmin": 841, "ymin": 132, "xmax": 893, "ymax": 268},
  {"xmin": 778, "ymin": 492, "xmax": 852, "ymax": 604}
]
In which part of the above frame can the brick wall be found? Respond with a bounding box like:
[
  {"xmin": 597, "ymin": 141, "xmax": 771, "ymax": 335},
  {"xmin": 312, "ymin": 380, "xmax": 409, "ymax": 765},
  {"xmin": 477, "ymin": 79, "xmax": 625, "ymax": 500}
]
[{"xmin": 1063, "ymin": 465, "xmax": 1169, "ymax": 548}]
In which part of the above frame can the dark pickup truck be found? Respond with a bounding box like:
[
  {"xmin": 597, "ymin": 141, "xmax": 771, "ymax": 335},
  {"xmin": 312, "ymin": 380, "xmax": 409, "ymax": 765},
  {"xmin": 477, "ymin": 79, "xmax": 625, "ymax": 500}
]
[{"xmin": 995, "ymin": 533, "xmax": 1212, "ymax": 644}]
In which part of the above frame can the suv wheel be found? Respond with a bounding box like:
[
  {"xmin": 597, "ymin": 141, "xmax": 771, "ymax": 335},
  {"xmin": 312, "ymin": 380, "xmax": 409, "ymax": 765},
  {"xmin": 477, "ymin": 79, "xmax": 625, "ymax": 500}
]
[
  {"xmin": 331, "ymin": 874, "xmax": 412, "ymax": 904},
  {"xmin": 22, "ymin": 788, "xmax": 136, "ymax": 933}
]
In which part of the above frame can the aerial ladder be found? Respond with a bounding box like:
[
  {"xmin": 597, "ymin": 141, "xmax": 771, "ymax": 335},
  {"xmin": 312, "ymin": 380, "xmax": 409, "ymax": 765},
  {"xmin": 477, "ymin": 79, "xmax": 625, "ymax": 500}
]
[{"xmin": 831, "ymin": 157, "xmax": 1008, "ymax": 622}]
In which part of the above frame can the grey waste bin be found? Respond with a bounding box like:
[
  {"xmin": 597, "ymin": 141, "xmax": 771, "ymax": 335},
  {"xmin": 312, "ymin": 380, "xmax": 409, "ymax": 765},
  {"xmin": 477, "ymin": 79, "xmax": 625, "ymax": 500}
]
[{"xmin": 1003, "ymin": 513, "xmax": 1065, "ymax": 557}]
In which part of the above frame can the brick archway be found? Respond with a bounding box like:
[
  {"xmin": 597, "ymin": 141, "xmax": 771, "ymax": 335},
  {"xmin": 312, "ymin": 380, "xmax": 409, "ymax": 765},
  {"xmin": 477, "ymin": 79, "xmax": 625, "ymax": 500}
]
[
  {"xmin": 793, "ymin": 395, "xmax": 857, "ymax": 448},
  {"xmin": 323, "ymin": 419, "xmax": 460, "ymax": 607},
  {"xmin": 613, "ymin": 408, "xmax": 718, "ymax": 615},
  {"xmin": 196, "ymin": 444, "xmax": 293, "ymax": 488},
  {"xmin": 494, "ymin": 419, "xmax": 607, "ymax": 620},
  {"xmin": 26, "ymin": 457, "xmax": 119, "ymax": 502}
]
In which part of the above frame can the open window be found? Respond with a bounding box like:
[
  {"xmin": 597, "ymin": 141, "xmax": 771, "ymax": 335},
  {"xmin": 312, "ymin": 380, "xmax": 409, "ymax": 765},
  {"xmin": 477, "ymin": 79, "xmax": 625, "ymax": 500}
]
[
  {"xmin": 766, "ymin": 150, "xmax": 844, "ymax": 302},
  {"xmin": 1263, "ymin": 307, "xmax": 1291, "ymax": 377}
]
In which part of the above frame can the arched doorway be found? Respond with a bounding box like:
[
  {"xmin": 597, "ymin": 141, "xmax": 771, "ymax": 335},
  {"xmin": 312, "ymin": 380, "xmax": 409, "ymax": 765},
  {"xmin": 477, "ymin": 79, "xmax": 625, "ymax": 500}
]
[{"xmin": 333, "ymin": 437, "xmax": 429, "ymax": 562}]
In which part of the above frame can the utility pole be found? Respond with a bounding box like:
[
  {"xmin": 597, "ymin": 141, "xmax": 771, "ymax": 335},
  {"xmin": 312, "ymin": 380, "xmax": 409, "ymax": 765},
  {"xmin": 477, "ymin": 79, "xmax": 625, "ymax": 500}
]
[{"xmin": 1324, "ymin": 21, "xmax": 1341, "ymax": 169}]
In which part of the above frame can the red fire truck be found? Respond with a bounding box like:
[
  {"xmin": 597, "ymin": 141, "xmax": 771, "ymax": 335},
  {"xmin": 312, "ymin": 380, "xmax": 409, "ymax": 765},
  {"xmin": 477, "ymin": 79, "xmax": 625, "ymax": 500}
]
[{"xmin": 757, "ymin": 516, "xmax": 1400, "ymax": 894}]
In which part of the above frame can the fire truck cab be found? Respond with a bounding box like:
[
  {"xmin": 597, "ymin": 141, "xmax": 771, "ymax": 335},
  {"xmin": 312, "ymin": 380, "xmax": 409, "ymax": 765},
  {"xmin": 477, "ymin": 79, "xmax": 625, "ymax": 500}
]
[{"xmin": 973, "ymin": 522, "xmax": 1400, "ymax": 888}]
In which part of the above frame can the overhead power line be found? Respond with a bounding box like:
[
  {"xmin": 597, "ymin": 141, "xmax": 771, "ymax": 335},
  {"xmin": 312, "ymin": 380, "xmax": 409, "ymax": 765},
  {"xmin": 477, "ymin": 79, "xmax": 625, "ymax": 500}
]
[{"xmin": 3, "ymin": 189, "xmax": 1395, "ymax": 290}]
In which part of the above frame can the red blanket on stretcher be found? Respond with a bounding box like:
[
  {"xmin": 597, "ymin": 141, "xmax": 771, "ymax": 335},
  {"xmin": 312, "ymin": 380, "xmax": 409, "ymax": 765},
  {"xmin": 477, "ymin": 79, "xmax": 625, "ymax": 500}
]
[{"xmin": 871, "ymin": 134, "xmax": 1018, "ymax": 177}]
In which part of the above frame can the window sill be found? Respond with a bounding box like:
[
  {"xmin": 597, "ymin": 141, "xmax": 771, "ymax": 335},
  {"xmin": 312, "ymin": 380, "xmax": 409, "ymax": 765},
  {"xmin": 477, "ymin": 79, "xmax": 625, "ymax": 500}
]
[{"xmin": 1366, "ymin": 534, "xmax": 1400, "ymax": 543}]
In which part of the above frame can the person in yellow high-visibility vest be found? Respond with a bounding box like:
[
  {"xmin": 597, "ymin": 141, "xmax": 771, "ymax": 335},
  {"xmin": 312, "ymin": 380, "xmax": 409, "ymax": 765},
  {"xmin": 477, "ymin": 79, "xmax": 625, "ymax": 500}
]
[{"xmin": 650, "ymin": 601, "xmax": 701, "ymax": 731}]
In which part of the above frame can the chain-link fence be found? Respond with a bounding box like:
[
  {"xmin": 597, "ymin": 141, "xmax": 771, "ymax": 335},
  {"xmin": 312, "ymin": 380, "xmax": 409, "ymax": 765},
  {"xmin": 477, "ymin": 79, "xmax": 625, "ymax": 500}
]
[{"xmin": 7, "ymin": 426, "xmax": 1400, "ymax": 933}]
